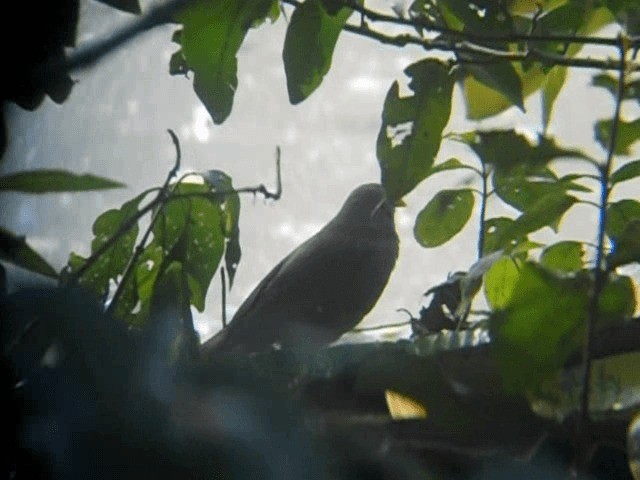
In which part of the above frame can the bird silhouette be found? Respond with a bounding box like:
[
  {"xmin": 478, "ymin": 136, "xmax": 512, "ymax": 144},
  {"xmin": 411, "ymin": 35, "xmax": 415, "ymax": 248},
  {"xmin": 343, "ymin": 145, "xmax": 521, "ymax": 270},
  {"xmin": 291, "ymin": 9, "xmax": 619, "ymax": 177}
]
[{"xmin": 201, "ymin": 183, "xmax": 399, "ymax": 355}]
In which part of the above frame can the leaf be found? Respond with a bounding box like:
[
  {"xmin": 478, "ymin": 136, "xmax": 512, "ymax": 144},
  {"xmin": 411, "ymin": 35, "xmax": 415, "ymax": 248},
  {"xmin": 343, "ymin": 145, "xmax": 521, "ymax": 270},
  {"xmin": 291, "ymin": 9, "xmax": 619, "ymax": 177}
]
[
  {"xmin": 489, "ymin": 262, "xmax": 590, "ymax": 393},
  {"xmin": 592, "ymin": 74, "xmax": 640, "ymax": 103},
  {"xmin": 540, "ymin": 241, "xmax": 585, "ymax": 273},
  {"xmin": 607, "ymin": 219, "xmax": 640, "ymax": 269},
  {"xmin": 484, "ymin": 255, "xmax": 520, "ymax": 310},
  {"xmin": 456, "ymin": 130, "xmax": 588, "ymax": 173},
  {"xmin": 542, "ymin": 66, "xmax": 567, "ymax": 129},
  {"xmin": 427, "ymin": 157, "xmax": 476, "ymax": 176},
  {"xmin": 606, "ymin": 199, "xmax": 640, "ymax": 238},
  {"xmin": 283, "ymin": 0, "xmax": 352, "ymax": 104},
  {"xmin": 507, "ymin": 193, "xmax": 577, "ymax": 236},
  {"xmin": 414, "ymin": 189, "xmax": 474, "ymax": 248},
  {"xmin": 0, "ymin": 170, "xmax": 124, "ymax": 193},
  {"xmin": 599, "ymin": 274, "xmax": 637, "ymax": 321},
  {"xmin": 377, "ymin": 59, "xmax": 454, "ymax": 202},
  {"xmin": 463, "ymin": 62, "xmax": 545, "ymax": 120},
  {"xmin": 462, "ymin": 62, "xmax": 524, "ymax": 113},
  {"xmin": 0, "ymin": 227, "xmax": 57, "ymax": 278},
  {"xmin": 153, "ymin": 183, "xmax": 225, "ymax": 312},
  {"xmin": 482, "ymin": 217, "xmax": 523, "ymax": 255},
  {"xmin": 595, "ymin": 117, "xmax": 640, "ymax": 155},
  {"xmin": 385, "ymin": 390, "xmax": 428, "ymax": 420},
  {"xmin": 438, "ymin": 0, "xmax": 514, "ymax": 34},
  {"xmin": 176, "ymin": 0, "xmax": 276, "ymax": 124},
  {"xmin": 610, "ymin": 159, "xmax": 640, "ymax": 185},
  {"xmin": 606, "ymin": 201, "xmax": 640, "ymax": 267},
  {"xmin": 68, "ymin": 194, "xmax": 145, "ymax": 301},
  {"xmin": 94, "ymin": 0, "xmax": 141, "ymax": 14},
  {"xmin": 202, "ymin": 170, "xmax": 242, "ymax": 287}
]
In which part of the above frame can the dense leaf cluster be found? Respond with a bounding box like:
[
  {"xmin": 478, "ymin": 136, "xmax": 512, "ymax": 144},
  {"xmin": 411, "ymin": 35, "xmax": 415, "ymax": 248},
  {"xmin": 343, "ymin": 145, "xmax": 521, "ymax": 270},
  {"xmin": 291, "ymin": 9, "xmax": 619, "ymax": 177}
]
[{"xmin": 2, "ymin": 0, "xmax": 640, "ymax": 477}]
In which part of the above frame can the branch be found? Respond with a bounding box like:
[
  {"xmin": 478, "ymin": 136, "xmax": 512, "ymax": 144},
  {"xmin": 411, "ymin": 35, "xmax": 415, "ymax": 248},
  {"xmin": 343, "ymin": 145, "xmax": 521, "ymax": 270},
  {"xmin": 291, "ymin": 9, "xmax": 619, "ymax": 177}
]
[
  {"xmin": 106, "ymin": 130, "xmax": 182, "ymax": 316},
  {"xmin": 577, "ymin": 34, "xmax": 627, "ymax": 467},
  {"xmin": 36, "ymin": 0, "xmax": 192, "ymax": 81}
]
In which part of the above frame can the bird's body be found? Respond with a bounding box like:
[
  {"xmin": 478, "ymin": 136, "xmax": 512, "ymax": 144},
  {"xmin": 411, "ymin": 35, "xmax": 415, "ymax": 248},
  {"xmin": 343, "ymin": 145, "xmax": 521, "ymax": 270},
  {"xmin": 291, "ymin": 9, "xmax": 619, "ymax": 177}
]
[{"xmin": 201, "ymin": 183, "xmax": 398, "ymax": 355}]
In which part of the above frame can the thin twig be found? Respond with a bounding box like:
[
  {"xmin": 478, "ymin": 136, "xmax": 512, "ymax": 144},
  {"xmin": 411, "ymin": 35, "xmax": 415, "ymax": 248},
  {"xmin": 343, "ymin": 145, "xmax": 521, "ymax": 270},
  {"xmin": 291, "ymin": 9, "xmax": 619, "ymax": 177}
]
[
  {"xmin": 577, "ymin": 33, "xmax": 627, "ymax": 459},
  {"xmin": 352, "ymin": 320, "xmax": 411, "ymax": 332},
  {"xmin": 106, "ymin": 130, "xmax": 182, "ymax": 315},
  {"xmin": 220, "ymin": 267, "xmax": 227, "ymax": 328},
  {"xmin": 477, "ymin": 162, "xmax": 489, "ymax": 259}
]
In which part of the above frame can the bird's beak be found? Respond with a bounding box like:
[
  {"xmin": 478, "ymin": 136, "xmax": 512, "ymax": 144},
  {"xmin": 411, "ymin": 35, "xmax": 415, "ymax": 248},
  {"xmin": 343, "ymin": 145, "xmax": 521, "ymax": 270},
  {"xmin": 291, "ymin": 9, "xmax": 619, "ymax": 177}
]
[{"xmin": 372, "ymin": 196, "xmax": 397, "ymax": 219}]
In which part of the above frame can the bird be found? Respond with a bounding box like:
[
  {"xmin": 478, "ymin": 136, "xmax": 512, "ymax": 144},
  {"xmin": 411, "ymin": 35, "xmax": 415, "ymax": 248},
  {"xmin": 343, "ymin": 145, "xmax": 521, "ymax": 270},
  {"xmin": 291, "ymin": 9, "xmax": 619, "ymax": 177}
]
[{"xmin": 201, "ymin": 183, "xmax": 399, "ymax": 356}]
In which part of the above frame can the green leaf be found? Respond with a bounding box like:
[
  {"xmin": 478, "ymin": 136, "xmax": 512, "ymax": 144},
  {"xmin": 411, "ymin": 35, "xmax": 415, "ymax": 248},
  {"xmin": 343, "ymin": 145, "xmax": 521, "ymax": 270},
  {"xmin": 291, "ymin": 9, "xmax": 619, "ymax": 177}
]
[
  {"xmin": 606, "ymin": 200, "xmax": 640, "ymax": 267},
  {"xmin": 599, "ymin": 274, "xmax": 637, "ymax": 321},
  {"xmin": 607, "ymin": 219, "xmax": 640, "ymax": 269},
  {"xmin": 438, "ymin": 0, "xmax": 514, "ymax": 34},
  {"xmin": 489, "ymin": 262, "xmax": 590, "ymax": 393},
  {"xmin": 463, "ymin": 62, "xmax": 545, "ymax": 120},
  {"xmin": 462, "ymin": 62, "xmax": 524, "ymax": 112},
  {"xmin": 414, "ymin": 189, "xmax": 474, "ymax": 248},
  {"xmin": 508, "ymin": 193, "xmax": 577, "ymax": 235},
  {"xmin": 540, "ymin": 241, "xmax": 585, "ymax": 273},
  {"xmin": 377, "ymin": 59, "xmax": 454, "ymax": 202},
  {"xmin": 111, "ymin": 182, "xmax": 227, "ymax": 325},
  {"xmin": 483, "ymin": 217, "xmax": 524, "ymax": 255},
  {"xmin": 606, "ymin": 199, "xmax": 640, "ymax": 238},
  {"xmin": 0, "ymin": 170, "xmax": 124, "ymax": 193},
  {"xmin": 542, "ymin": 66, "xmax": 567, "ymax": 129},
  {"xmin": 283, "ymin": 0, "xmax": 352, "ymax": 104},
  {"xmin": 610, "ymin": 159, "xmax": 640, "ymax": 185},
  {"xmin": 202, "ymin": 170, "xmax": 242, "ymax": 287},
  {"xmin": 426, "ymin": 157, "xmax": 476, "ymax": 177},
  {"xmin": 152, "ymin": 182, "xmax": 225, "ymax": 312},
  {"xmin": 68, "ymin": 194, "xmax": 145, "ymax": 301},
  {"xmin": 176, "ymin": 0, "xmax": 276, "ymax": 124},
  {"xmin": 595, "ymin": 117, "xmax": 640, "ymax": 155},
  {"xmin": 484, "ymin": 255, "xmax": 520, "ymax": 310},
  {"xmin": 0, "ymin": 227, "xmax": 57, "ymax": 278}
]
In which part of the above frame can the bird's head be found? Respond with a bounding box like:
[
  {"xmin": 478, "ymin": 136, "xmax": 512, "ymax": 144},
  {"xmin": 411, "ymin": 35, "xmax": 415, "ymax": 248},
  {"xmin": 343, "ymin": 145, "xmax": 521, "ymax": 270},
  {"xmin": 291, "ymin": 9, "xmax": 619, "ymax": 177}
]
[{"xmin": 336, "ymin": 183, "xmax": 397, "ymax": 231}]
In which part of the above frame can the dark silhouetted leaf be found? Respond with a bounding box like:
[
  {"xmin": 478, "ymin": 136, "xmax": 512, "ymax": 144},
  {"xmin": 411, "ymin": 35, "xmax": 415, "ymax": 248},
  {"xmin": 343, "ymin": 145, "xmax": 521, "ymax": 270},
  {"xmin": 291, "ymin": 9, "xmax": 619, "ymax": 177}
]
[
  {"xmin": 94, "ymin": 0, "xmax": 141, "ymax": 14},
  {"xmin": 456, "ymin": 130, "xmax": 588, "ymax": 172},
  {"xmin": 0, "ymin": 170, "xmax": 124, "ymax": 193},
  {"xmin": 283, "ymin": 0, "xmax": 352, "ymax": 103},
  {"xmin": 377, "ymin": 59, "xmax": 454, "ymax": 202},
  {"xmin": 414, "ymin": 189, "xmax": 474, "ymax": 248},
  {"xmin": 0, "ymin": 227, "xmax": 57, "ymax": 278}
]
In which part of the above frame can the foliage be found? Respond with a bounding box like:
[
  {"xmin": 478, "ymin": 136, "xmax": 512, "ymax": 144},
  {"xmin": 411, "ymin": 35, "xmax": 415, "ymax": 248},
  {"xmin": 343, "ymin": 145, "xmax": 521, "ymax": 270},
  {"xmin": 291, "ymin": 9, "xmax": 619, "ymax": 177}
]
[{"xmin": 2, "ymin": 0, "xmax": 640, "ymax": 477}]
